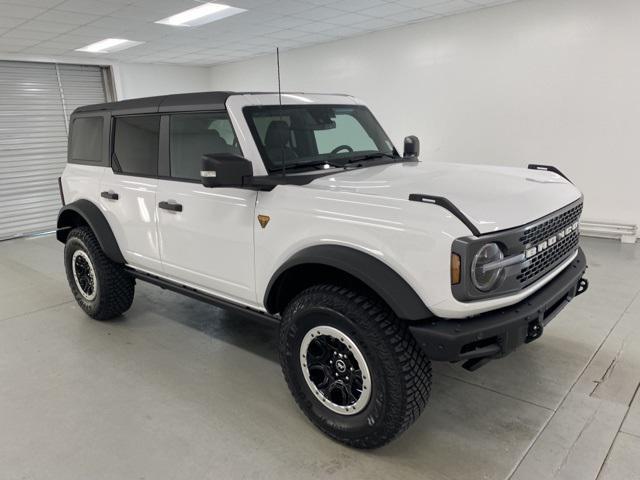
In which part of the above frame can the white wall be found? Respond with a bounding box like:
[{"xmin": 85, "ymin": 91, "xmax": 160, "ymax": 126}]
[
  {"xmin": 209, "ymin": 0, "xmax": 640, "ymax": 229},
  {"xmin": 114, "ymin": 63, "xmax": 210, "ymax": 99}
]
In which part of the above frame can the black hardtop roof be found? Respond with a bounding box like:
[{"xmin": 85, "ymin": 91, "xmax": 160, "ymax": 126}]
[
  {"xmin": 73, "ymin": 91, "xmax": 235, "ymax": 115},
  {"xmin": 72, "ymin": 91, "xmax": 349, "ymax": 116}
]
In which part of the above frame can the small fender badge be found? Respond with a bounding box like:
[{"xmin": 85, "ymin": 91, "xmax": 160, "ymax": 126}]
[{"xmin": 257, "ymin": 215, "xmax": 270, "ymax": 229}]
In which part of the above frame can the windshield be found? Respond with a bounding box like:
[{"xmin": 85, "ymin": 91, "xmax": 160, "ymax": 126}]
[{"xmin": 244, "ymin": 105, "xmax": 398, "ymax": 172}]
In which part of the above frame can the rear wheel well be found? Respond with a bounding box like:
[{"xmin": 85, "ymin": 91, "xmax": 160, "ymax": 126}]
[
  {"xmin": 57, "ymin": 209, "xmax": 89, "ymax": 243},
  {"xmin": 56, "ymin": 200, "xmax": 125, "ymax": 264},
  {"xmin": 266, "ymin": 264, "xmax": 385, "ymax": 315}
]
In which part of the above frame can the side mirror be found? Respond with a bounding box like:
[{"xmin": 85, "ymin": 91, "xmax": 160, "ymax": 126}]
[
  {"xmin": 403, "ymin": 135, "xmax": 420, "ymax": 158},
  {"xmin": 201, "ymin": 154, "xmax": 253, "ymax": 188}
]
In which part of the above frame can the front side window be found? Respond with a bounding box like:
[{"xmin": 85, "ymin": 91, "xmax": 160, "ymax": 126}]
[
  {"xmin": 112, "ymin": 115, "xmax": 160, "ymax": 176},
  {"xmin": 70, "ymin": 117, "xmax": 103, "ymax": 163},
  {"xmin": 244, "ymin": 105, "xmax": 396, "ymax": 173},
  {"xmin": 169, "ymin": 112, "xmax": 241, "ymax": 181}
]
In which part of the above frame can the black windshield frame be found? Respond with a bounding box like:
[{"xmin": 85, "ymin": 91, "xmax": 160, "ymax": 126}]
[{"xmin": 243, "ymin": 104, "xmax": 398, "ymax": 173}]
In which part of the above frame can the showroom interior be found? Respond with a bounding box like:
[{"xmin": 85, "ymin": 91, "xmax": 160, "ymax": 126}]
[{"xmin": 0, "ymin": 0, "xmax": 639, "ymax": 478}]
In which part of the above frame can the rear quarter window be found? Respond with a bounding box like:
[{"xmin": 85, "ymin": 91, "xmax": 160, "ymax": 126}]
[
  {"xmin": 70, "ymin": 117, "xmax": 103, "ymax": 163},
  {"xmin": 112, "ymin": 115, "xmax": 160, "ymax": 177}
]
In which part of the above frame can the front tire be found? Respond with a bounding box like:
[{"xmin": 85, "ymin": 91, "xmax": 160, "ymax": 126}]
[
  {"xmin": 64, "ymin": 226, "xmax": 134, "ymax": 320},
  {"xmin": 279, "ymin": 284, "xmax": 432, "ymax": 449}
]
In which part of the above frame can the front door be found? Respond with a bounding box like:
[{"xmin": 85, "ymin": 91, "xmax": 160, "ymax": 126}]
[{"xmin": 156, "ymin": 111, "xmax": 257, "ymax": 306}]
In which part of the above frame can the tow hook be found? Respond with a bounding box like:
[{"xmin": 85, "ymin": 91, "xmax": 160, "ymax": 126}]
[
  {"xmin": 525, "ymin": 320, "xmax": 543, "ymax": 343},
  {"xmin": 462, "ymin": 356, "xmax": 493, "ymax": 372},
  {"xmin": 576, "ymin": 277, "xmax": 589, "ymax": 296}
]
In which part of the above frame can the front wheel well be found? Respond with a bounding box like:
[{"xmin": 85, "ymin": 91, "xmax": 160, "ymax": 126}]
[
  {"xmin": 264, "ymin": 246, "xmax": 433, "ymax": 321},
  {"xmin": 266, "ymin": 264, "xmax": 383, "ymax": 316}
]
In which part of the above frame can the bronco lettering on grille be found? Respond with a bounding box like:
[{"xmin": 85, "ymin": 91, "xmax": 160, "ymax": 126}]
[{"xmin": 525, "ymin": 222, "xmax": 579, "ymax": 259}]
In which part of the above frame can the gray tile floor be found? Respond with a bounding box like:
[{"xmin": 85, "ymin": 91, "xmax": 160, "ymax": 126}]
[{"xmin": 0, "ymin": 235, "xmax": 638, "ymax": 480}]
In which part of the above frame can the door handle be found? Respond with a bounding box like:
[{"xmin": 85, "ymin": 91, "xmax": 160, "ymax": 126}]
[
  {"xmin": 101, "ymin": 190, "xmax": 119, "ymax": 200},
  {"xmin": 159, "ymin": 200, "xmax": 183, "ymax": 212}
]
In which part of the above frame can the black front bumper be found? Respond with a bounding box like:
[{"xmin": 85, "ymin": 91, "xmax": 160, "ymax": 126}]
[{"xmin": 409, "ymin": 248, "xmax": 588, "ymax": 370}]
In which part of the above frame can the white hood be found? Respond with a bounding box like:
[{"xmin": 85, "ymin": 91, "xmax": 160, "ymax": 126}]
[{"xmin": 305, "ymin": 161, "xmax": 582, "ymax": 234}]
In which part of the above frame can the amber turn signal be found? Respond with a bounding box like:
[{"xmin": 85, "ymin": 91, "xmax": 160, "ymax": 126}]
[{"xmin": 451, "ymin": 253, "xmax": 461, "ymax": 285}]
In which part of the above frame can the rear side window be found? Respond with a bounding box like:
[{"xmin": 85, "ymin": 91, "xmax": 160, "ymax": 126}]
[
  {"xmin": 169, "ymin": 112, "xmax": 241, "ymax": 181},
  {"xmin": 70, "ymin": 117, "xmax": 103, "ymax": 163},
  {"xmin": 113, "ymin": 116, "xmax": 160, "ymax": 176}
]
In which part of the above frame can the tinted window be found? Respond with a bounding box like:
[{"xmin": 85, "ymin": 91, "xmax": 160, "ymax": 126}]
[
  {"xmin": 170, "ymin": 112, "xmax": 241, "ymax": 181},
  {"xmin": 314, "ymin": 113, "xmax": 377, "ymax": 153},
  {"xmin": 70, "ymin": 117, "xmax": 103, "ymax": 163},
  {"xmin": 113, "ymin": 116, "xmax": 160, "ymax": 176}
]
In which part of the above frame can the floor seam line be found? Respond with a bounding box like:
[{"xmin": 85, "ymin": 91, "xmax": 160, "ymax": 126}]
[
  {"xmin": 438, "ymin": 373, "xmax": 554, "ymax": 411},
  {"xmin": 0, "ymin": 300, "xmax": 74, "ymax": 323},
  {"xmin": 611, "ymin": 381, "xmax": 640, "ymax": 442},
  {"xmin": 594, "ymin": 415, "xmax": 629, "ymax": 480},
  {"xmin": 622, "ymin": 287, "xmax": 640, "ymax": 313},
  {"xmin": 594, "ymin": 436, "xmax": 617, "ymax": 479}
]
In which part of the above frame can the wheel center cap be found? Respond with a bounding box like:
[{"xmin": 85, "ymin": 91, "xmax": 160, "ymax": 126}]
[{"xmin": 335, "ymin": 359, "xmax": 347, "ymax": 373}]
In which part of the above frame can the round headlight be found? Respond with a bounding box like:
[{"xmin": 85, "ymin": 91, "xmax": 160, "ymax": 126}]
[{"xmin": 471, "ymin": 243, "xmax": 504, "ymax": 291}]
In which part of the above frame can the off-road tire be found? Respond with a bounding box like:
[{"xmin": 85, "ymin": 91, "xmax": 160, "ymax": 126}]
[
  {"xmin": 64, "ymin": 226, "xmax": 134, "ymax": 320},
  {"xmin": 279, "ymin": 284, "xmax": 432, "ymax": 449}
]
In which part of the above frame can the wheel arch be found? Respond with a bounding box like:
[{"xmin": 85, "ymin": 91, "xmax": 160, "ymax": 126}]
[
  {"xmin": 57, "ymin": 199, "xmax": 125, "ymax": 264},
  {"xmin": 264, "ymin": 245, "xmax": 432, "ymax": 321}
]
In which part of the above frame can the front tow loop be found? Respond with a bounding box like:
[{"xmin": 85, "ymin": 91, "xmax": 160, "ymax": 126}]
[{"xmin": 576, "ymin": 277, "xmax": 589, "ymax": 296}]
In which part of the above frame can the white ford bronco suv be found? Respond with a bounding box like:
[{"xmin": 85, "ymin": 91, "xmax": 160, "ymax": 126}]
[{"xmin": 57, "ymin": 91, "xmax": 588, "ymax": 448}]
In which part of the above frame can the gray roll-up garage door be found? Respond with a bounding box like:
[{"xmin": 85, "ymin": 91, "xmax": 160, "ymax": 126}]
[
  {"xmin": 58, "ymin": 64, "xmax": 112, "ymax": 124},
  {"xmin": 0, "ymin": 60, "xmax": 110, "ymax": 240}
]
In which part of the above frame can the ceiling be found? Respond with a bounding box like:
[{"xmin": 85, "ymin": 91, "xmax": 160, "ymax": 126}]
[{"xmin": 0, "ymin": 0, "xmax": 516, "ymax": 66}]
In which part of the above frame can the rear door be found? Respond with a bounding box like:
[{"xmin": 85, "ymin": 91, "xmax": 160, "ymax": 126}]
[
  {"xmin": 99, "ymin": 114, "xmax": 161, "ymax": 272},
  {"xmin": 156, "ymin": 111, "xmax": 257, "ymax": 305}
]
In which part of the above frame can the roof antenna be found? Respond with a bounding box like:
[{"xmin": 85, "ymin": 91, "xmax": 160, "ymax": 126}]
[{"xmin": 276, "ymin": 47, "xmax": 286, "ymax": 177}]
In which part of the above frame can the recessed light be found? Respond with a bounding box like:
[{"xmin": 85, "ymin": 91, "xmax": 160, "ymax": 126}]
[
  {"xmin": 75, "ymin": 38, "xmax": 144, "ymax": 53},
  {"xmin": 155, "ymin": 2, "xmax": 247, "ymax": 27}
]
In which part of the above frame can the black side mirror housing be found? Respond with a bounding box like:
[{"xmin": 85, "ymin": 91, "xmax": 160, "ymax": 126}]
[
  {"xmin": 403, "ymin": 135, "xmax": 420, "ymax": 158},
  {"xmin": 201, "ymin": 154, "xmax": 253, "ymax": 188}
]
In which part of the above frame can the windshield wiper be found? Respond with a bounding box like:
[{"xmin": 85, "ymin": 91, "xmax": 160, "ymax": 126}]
[
  {"xmin": 344, "ymin": 153, "xmax": 398, "ymax": 164},
  {"xmin": 282, "ymin": 160, "xmax": 342, "ymax": 171},
  {"xmin": 283, "ymin": 158, "xmax": 358, "ymax": 170},
  {"xmin": 276, "ymin": 153, "xmax": 398, "ymax": 172}
]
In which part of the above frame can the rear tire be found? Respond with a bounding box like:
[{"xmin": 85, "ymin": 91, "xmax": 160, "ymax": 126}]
[
  {"xmin": 279, "ymin": 284, "xmax": 432, "ymax": 449},
  {"xmin": 64, "ymin": 226, "xmax": 134, "ymax": 320}
]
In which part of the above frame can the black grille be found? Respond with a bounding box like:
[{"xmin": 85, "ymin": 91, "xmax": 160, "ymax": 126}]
[
  {"xmin": 516, "ymin": 203, "xmax": 582, "ymax": 285},
  {"xmin": 519, "ymin": 203, "xmax": 583, "ymax": 247}
]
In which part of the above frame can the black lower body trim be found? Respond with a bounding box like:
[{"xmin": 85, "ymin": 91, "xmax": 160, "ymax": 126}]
[
  {"xmin": 408, "ymin": 248, "xmax": 588, "ymax": 368},
  {"xmin": 126, "ymin": 268, "xmax": 279, "ymax": 327}
]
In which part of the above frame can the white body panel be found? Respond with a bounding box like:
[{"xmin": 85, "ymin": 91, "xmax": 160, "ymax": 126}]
[
  {"xmin": 100, "ymin": 169, "xmax": 161, "ymax": 273},
  {"xmin": 304, "ymin": 161, "xmax": 581, "ymax": 234},
  {"xmin": 61, "ymin": 93, "xmax": 584, "ymax": 320},
  {"xmin": 62, "ymin": 164, "xmax": 104, "ymax": 208},
  {"xmin": 254, "ymin": 183, "xmax": 471, "ymax": 317},
  {"xmin": 156, "ymin": 179, "xmax": 258, "ymax": 306}
]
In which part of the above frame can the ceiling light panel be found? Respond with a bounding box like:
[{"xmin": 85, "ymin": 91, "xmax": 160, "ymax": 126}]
[
  {"xmin": 75, "ymin": 38, "xmax": 144, "ymax": 53},
  {"xmin": 155, "ymin": 3, "xmax": 247, "ymax": 27}
]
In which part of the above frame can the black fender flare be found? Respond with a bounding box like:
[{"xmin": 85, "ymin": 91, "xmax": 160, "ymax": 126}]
[
  {"xmin": 56, "ymin": 199, "xmax": 125, "ymax": 264},
  {"xmin": 264, "ymin": 245, "xmax": 432, "ymax": 321}
]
